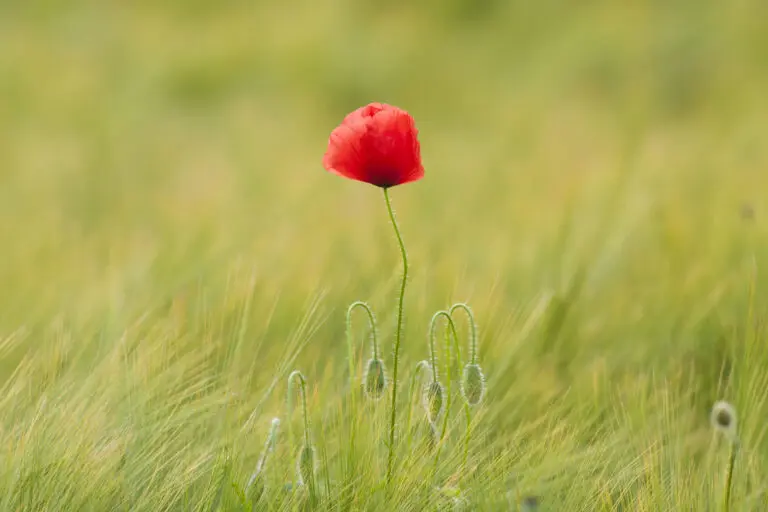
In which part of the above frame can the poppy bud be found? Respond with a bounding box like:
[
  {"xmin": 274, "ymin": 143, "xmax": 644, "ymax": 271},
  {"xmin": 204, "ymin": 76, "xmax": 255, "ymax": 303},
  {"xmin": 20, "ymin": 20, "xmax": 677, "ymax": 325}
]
[
  {"xmin": 423, "ymin": 380, "xmax": 445, "ymax": 426},
  {"xmin": 363, "ymin": 358, "xmax": 387, "ymax": 399},
  {"xmin": 521, "ymin": 495, "xmax": 540, "ymax": 512},
  {"xmin": 296, "ymin": 444, "xmax": 316, "ymax": 487},
  {"xmin": 461, "ymin": 364, "xmax": 486, "ymax": 406},
  {"xmin": 711, "ymin": 401, "xmax": 738, "ymax": 443}
]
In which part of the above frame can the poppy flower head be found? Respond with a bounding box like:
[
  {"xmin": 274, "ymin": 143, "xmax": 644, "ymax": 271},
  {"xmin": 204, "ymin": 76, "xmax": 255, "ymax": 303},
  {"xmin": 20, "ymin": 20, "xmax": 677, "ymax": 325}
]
[{"xmin": 323, "ymin": 103, "xmax": 424, "ymax": 188}]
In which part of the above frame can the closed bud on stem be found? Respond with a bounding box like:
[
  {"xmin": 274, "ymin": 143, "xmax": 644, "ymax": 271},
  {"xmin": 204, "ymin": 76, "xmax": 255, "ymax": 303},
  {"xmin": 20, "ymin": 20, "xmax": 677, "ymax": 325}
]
[
  {"xmin": 461, "ymin": 364, "xmax": 486, "ymax": 406},
  {"xmin": 363, "ymin": 358, "xmax": 388, "ymax": 400},
  {"xmin": 423, "ymin": 380, "xmax": 445, "ymax": 426},
  {"xmin": 297, "ymin": 444, "xmax": 316, "ymax": 487},
  {"xmin": 711, "ymin": 401, "xmax": 738, "ymax": 443},
  {"xmin": 521, "ymin": 495, "xmax": 540, "ymax": 512}
]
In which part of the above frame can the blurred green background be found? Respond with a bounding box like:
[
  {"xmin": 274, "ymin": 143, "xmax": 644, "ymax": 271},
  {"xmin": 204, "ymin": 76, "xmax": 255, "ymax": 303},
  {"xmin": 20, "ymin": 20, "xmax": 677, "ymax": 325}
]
[
  {"xmin": 1, "ymin": 0, "xmax": 765, "ymax": 361},
  {"xmin": 1, "ymin": 0, "xmax": 766, "ymax": 318},
  {"xmin": 1, "ymin": 0, "xmax": 767, "ymax": 509}
]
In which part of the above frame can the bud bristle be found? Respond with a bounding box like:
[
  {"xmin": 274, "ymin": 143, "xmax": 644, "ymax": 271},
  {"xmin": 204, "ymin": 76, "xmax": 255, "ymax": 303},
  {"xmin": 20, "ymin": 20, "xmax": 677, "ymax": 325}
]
[
  {"xmin": 423, "ymin": 380, "xmax": 445, "ymax": 426},
  {"xmin": 363, "ymin": 358, "xmax": 388, "ymax": 400},
  {"xmin": 461, "ymin": 364, "xmax": 486, "ymax": 406},
  {"xmin": 297, "ymin": 445, "xmax": 316, "ymax": 487}
]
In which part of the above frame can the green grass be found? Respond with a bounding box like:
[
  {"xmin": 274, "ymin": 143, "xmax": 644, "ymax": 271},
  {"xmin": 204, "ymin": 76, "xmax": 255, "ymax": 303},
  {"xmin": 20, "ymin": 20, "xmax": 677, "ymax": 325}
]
[{"xmin": 1, "ymin": 1, "xmax": 767, "ymax": 510}]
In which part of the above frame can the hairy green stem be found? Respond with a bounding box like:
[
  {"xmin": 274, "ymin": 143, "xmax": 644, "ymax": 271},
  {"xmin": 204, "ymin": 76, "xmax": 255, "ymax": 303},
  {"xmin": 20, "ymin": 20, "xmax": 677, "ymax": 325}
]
[
  {"xmin": 288, "ymin": 371, "xmax": 311, "ymax": 447},
  {"xmin": 347, "ymin": 301, "xmax": 379, "ymax": 369},
  {"xmin": 450, "ymin": 303, "xmax": 478, "ymax": 365},
  {"xmin": 345, "ymin": 301, "xmax": 377, "ymax": 486},
  {"xmin": 450, "ymin": 303, "xmax": 478, "ymax": 469},
  {"xmin": 430, "ymin": 311, "xmax": 461, "ymax": 475},
  {"xmin": 428, "ymin": 311, "xmax": 445, "ymax": 381},
  {"xmin": 723, "ymin": 442, "xmax": 737, "ymax": 512},
  {"xmin": 384, "ymin": 187, "xmax": 409, "ymax": 489}
]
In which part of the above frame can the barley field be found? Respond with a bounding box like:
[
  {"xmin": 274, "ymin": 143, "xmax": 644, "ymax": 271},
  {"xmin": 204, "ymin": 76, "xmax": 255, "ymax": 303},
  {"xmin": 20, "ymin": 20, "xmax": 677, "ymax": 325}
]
[{"xmin": 1, "ymin": 1, "xmax": 767, "ymax": 510}]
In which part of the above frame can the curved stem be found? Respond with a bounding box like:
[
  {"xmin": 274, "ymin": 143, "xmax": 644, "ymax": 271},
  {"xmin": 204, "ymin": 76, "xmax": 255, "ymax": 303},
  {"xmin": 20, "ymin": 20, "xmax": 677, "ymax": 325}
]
[
  {"xmin": 428, "ymin": 311, "xmax": 446, "ymax": 381},
  {"xmin": 347, "ymin": 301, "xmax": 379, "ymax": 367},
  {"xmin": 289, "ymin": 371, "xmax": 311, "ymax": 447},
  {"xmin": 430, "ymin": 312, "xmax": 460, "ymax": 475},
  {"xmin": 450, "ymin": 303, "xmax": 478, "ymax": 365},
  {"xmin": 345, "ymin": 302, "xmax": 377, "ymax": 485},
  {"xmin": 449, "ymin": 303, "xmax": 478, "ymax": 473},
  {"xmin": 446, "ymin": 324, "xmax": 473, "ymax": 473},
  {"xmin": 406, "ymin": 360, "xmax": 431, "ymax": 455},
  {"xmin": 384, "ymin": 187, "xmax": 409, "ymax": 489},
  {"xmin": 723, "ymin": 442, "xmax": 737, "ymax": 512}
]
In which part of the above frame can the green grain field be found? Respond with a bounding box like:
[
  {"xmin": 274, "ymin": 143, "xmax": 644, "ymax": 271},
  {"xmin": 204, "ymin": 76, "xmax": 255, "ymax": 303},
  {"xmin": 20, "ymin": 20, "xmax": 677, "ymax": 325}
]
[{"xmin": 1, "ymin": 1, "xmax": 767, "ymax": 510}]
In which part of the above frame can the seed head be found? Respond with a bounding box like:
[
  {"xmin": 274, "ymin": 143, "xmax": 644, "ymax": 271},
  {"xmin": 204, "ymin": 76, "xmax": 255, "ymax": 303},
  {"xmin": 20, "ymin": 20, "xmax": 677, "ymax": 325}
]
[
  {"xmin": 711, "ymin": 401, "xmax": 738, "ymax": 442},
  {"xmin": 363, "ymin": 358, "xmax": 388, "ymax": 400},
  {"xmin": 296, "ymin": 445, "xmax": 316, "ymax": 487},
  {"xmin": 423, "ymin": 380, "xmax": 445, "ymax": 426},
  {"xmin": 461, "ymin": 364, "xmax": 486, "ymax": 406}
]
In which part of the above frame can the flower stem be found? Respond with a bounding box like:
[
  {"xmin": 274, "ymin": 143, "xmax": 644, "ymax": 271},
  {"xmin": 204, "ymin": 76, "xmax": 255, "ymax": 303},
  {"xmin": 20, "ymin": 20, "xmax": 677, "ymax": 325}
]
[
  {"xmin": 450, "ymin": 303, "xmax": 478, "ymax": 365},
  {"xmin": 430, "ymin": 311, "xmax": 462, "ymax": 476},
  {"xmin": 723, "ymin": 442, "xmax": 737, "ymax": 512},
  {"xmin": 347, "ymin": 301, "xmax": 379, "ymax": 383},
  {"xmin": 288, "ymin": 371, "xmax": 311, "ymax": 447},
  {"xmin": 345, "ymin": 301, "xmax": 377, "ymax": 483},
  {"xmin": 450, "ymin": 303, "xmax": 478, "ymax": 470},
  {"xmin": 428, "ymin": 311, "xmax": 444, "ymax": 381},
  {"xmin": 383, "ymin": 187, "xmax": 409, "ymax": 490}
]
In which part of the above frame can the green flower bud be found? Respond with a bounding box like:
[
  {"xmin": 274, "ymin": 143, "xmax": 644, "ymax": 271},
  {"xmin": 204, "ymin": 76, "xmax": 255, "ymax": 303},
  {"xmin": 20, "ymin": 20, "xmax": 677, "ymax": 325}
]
[
  {"xmin": 461, "ymin": 364, "xmax": 486, "ymax": 406},
  {"xmin": 422, "ymin": 380, "xmax": 445, "ymax": 426},
  {"xmin": 521, "ymin": 495, "xmax": 539, "ymax": 512},
  {"xmin": 363, "ymin": 358, "xmax": 387, "ymax": 400},
  {"xmin": 711, "ymin": 401, "xmax": 738, "ymax": 443}
]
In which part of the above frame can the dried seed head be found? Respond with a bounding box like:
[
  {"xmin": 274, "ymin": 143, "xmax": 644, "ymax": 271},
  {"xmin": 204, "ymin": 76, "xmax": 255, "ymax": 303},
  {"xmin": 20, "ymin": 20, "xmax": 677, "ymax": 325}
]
[
  {"xmin": 363, "ymin": 358, "xmax": 387, "ymax": 400},
  {"xmin": 461, "ymin": 364, "xmax": 486, "ymax": 406},
  {"xmin": 711, "ymin": 401, "xmax": 738, "ymax": 442},
  {"xmin": 296, "ymin": 445, "xmax": 316, "ymax": 487},
  {"xmin": 423, "ymin": 380, "xmax": 445, "ymax": 425}
]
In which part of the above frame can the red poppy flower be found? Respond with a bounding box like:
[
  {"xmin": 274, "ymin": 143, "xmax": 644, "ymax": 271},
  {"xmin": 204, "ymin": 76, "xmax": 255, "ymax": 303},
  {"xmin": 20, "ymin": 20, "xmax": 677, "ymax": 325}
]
[{"xmin": 323, "ymin": 103, "xmax": 424, "ymax": 188}]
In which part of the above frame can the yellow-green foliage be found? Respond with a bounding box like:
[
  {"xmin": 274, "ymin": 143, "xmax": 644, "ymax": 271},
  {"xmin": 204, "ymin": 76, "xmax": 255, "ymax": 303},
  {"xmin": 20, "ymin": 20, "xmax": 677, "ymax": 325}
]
[{"xmin": 0, "ymin": 1, "xmax": 766, "ymax": 510}]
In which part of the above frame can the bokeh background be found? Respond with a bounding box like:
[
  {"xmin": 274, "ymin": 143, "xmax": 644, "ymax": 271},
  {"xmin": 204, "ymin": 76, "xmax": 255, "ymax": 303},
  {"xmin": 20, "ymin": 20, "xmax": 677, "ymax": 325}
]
[{"xmin": 1, "ymin": 1, "xmax": 767, "ymax": 509}]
